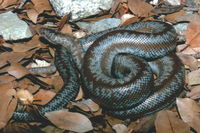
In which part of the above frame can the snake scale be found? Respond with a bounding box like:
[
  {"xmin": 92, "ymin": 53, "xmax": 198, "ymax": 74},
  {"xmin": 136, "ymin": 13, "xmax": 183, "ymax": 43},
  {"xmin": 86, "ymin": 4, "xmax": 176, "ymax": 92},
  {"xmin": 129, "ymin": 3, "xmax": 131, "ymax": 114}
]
[{"xmin": 12, "ymin": 21, "xmax": 185, "ymax": 121}]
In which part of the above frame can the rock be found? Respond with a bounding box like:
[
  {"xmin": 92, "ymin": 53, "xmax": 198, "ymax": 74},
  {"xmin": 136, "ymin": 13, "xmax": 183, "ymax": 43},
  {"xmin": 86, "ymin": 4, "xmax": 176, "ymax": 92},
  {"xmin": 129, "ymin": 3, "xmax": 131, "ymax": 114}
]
[
  {"xmin": 77, "ymin": 18, "xmax": 121, "ymax": 34},
  {"xmin": 90, "ymin": 18, "xmax": 121, "ymax": 33},
  {"xmin": 174, "ymin": 23, "xmax": 188, "ymax": 42},
  {"xmin": 0, "ymin": 11, "xmax": 32, "ymax": 40},
  {"xmin": 49, "ymin": 0, "xmax": 113, "ymax": 20},
  {"xmin": 165, "ymin": 0, "xmax": 181, "ymax": 5}
]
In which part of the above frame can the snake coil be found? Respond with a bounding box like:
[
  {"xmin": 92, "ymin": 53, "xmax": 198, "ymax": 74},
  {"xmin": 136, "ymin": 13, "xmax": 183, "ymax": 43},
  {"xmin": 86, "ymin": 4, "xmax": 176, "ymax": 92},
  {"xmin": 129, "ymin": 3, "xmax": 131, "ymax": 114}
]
[{"xmin": 13, "ymin": 21, "xmax": 185, "ymax": 121}]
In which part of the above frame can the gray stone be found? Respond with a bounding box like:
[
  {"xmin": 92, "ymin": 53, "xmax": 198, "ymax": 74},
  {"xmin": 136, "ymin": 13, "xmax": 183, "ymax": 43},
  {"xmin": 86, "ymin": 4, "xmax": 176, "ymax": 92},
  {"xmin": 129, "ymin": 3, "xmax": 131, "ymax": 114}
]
[
  {"xmin": 49, "ymin": 0, "xmax": 113, "ymax": 20},
  {"xmin": 0, "ymin": 11, "xmax": 32, "ymax": 40},
  {"xmin": 77, "ymin": 18, "xmax": 121, "ymax": 34},
  {"xmin": 90, "ymin": 18, "xmax": 121, "ymax": 33}
]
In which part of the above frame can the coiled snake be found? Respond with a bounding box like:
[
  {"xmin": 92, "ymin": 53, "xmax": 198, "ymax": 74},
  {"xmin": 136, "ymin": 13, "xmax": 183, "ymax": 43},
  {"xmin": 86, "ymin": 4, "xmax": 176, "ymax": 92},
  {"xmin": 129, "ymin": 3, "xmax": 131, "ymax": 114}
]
[{"xmin": 13, "ymin": 21, "xmax": 185, "ymax": 121}]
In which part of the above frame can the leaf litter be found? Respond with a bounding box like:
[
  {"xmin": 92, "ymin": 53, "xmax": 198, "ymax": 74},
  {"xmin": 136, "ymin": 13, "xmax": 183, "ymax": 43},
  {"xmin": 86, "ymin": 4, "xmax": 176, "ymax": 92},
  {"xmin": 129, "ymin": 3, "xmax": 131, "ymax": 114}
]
[{"xmin": 0, "ymin": 0, "xmax": 200, "ymax": 133}]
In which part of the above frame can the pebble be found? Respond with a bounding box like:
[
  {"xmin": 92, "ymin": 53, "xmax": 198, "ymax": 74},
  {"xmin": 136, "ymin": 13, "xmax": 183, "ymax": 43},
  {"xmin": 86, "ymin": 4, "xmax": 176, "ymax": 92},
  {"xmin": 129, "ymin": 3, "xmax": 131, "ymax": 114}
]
[{"xmin": 0, "ymin": 11, "xmax": 32, "ymax": 40}]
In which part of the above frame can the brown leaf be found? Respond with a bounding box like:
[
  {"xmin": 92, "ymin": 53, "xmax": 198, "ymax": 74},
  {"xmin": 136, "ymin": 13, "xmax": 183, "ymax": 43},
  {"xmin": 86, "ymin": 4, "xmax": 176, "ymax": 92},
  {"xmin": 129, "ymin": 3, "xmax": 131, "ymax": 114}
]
[
  {"xmin": 75, "ymin": 87, "xmax": 83, "ymax": 101},
  {"xmin": 176, "ymin": 98, "xmax": 200, "ymax": 132},
  {"xmin": 134, "ymin": 114, "xmax": 157, "ymax": 133},
  {"xmin": 0, "ymin": 75, "xmax": 15, "ymax": 85},
  {"xmin": 155, "ymin": 110, "xmax": 191, "ymax": 133},
  {"xmin": 0, "ymin": 89, "xmax": 17, "ymax": 128},
  {"xmin": 7, "ymin": 63, "xmax": 30, "ymax": 79},
  {"xmin": 165, "ymin": 10, "xmax": 185, "ymax": 23},
  {"xmin": 45, "ymin": 110, "xmax": 93, "ymax": 132},
  {"xmin": 185, "ymin": 16, "xmax": 200, "ymax": 47},
  {"xmin": 12, "ymin": 35, "xmax": 41, "ymax": 52},
  {"xmin": 33, "ymin": 89, "xmax": 56, "ymax": 105},
  {"xmin": 187, "ymin": 69, "xmax": 200, "ymax": 86},
  {"xmin": 60, "ymin": 24, "xmax": 72, "ymax": 34},
  {"xmin": 177, "ymin": 53, "xmax": 198, "ymax": 70},
  {"xmin": 187, "ymin": 86, "xmax": 200, "ymax": 100},
  {"xmin": 0, "ymin": 52, "xmax": 28, "ymax": 68},
  {"xmin": 73, "ymin": 99, "xmax": 99, "ymax": 112},
  {"xmin": 112, "ymin": 124, "xmax": 128, "ymax": 133},
  {"xmin": 0, "ymin": 83, "xmax": 14, "ymax": 97},
  {"xmin": 127, "ymin": 0, "xmax": 154, "ymax": 17},
  {"xmin": 120, "ymin": 14, "xmax": 139, "ymax": 26},
  {"xmin": 32, "ymin": 0, "xmax": 52, "ymax": 14},
  {"xmin": 0, "ymin": 0, "xmax": 22, "ymax": 8},
  {"xmin": 26, "ymin": 9, "xmax": 39, "ymax": 24},
  {"xmin": 16, "ymin": 89, "xmax": 34, "ymax": 105}
]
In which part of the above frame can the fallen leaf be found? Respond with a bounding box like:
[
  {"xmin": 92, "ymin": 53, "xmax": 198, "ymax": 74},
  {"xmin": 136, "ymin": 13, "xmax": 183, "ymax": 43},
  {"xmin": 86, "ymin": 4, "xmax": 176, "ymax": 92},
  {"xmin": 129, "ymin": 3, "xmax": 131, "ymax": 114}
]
[
  {"xmin": 0, "ymin": 75, "xmax": 15, "ymax": 85},
  {"xmin": 7, "ymin": 63, "xmax": 30, "ymax": 79},
  {"xmin": 0, "ymin": 0, "xmax": 22, "ymax": 8},
  {"xmin": 16, "ymin": 89, "xmax": 34, "ymax": 105},
  {"xmin": 185, "ymin": 16, "xmax": 200, "ymax": 47},
  {"xmin": 0, "ymin": 89, "xmax": 17, "ymax": 128},
  {"xmin": 177, "ymin": 53, "xmax": 198, "ymax": 70},
  {"xmin": 72, "ymin": 99, "xmax": 99, "ymax": 112},
  {"xmin": 134, "ymin": 114, "xmax": 157, "ymax": 133},
  {"xmin": 112, "ymin": 124, "xmax": 128, "ymax": 133},
  {"xmin": 32, "ymin": 0, "xmax": 52, "ymax": 14},
  {"xmin": 33, "ymin": 89, "xmax": 56, "ymax": 105},
  {"xmin": 75, "ymin": 87, "xmax": 83, "ymax": 101},
  {"xmin": 187, "ymin": 69, "xmax": 200, "ymax": 86},
  {"xmin": 155, "ymin": 110, "xmax": 191, "ymax": 133},
  {"xmin": 120, "ymin": 14, "xmax": 139, "ymax": 26},
  {"xmin": 0, "ymin": 83, "xmax": 14, "ymax": 98},
  {"xmin": 60, "ymin": 24, "xmax": 72, "ymax": 34},
  {"xmin": 12, "ymin": 35, "xmax": 41, "ymax": 52},
  {"xmin": 187, "ymin": 86, "xmax": 200, "ymax": 99},
  {"xmin": 176, "ymin": 98, "xmax": 200, "ymax": 132},
  {"xmin": 127, "ymin": 0, "xmax": 154, "ymax": 17},
  {"xmin": 165, "ymin": 10, "xmax": 185, "ymax": 23},
  {"xmin": 26, "ymin": 9, "xmax": 39, "ymax": 24},
  {"xmin": 45, "ymin": 110, "xmax": 93, "ymax": 132},
  {"xmin": 0, "ymin": 52, "xmax": 28, "ymax": 68}
]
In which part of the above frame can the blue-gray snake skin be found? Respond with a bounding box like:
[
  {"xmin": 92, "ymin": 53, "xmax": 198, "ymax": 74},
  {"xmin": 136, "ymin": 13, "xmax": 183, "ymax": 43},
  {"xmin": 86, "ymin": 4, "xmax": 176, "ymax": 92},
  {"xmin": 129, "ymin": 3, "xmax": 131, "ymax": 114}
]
[{"xmin": 12, "ymin": 21, "xmax": 185, "ymax": 121}]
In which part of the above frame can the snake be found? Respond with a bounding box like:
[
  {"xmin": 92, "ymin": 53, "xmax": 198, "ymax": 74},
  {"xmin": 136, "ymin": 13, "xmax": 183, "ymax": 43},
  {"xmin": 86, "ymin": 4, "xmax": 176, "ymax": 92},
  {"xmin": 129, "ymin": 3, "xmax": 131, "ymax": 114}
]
[{"xmin": 12, "ymin": 21, "xmax": 185, "ymax": 121}]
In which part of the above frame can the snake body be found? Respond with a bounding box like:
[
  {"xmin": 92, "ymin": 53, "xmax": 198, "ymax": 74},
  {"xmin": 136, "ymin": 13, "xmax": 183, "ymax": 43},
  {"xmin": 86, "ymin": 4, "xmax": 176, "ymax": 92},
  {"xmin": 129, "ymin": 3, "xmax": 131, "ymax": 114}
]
[{"xmin": 13, "ymin": 21, "xmax": 185, "ymax": 121}]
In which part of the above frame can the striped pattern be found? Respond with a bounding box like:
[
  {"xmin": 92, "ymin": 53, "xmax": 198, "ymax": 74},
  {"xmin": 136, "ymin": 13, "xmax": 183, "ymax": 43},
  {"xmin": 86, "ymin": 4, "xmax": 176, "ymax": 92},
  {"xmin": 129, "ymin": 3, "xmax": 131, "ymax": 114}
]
[{"xmin": 13, "ymin": 21, "xmax": 185, "ymax": 121}]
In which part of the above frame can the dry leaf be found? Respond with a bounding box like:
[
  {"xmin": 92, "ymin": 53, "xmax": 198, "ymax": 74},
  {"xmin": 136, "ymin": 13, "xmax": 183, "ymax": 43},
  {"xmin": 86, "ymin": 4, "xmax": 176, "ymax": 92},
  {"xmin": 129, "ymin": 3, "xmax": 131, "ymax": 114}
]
[
  {"xmin": 0, "ymin": 89, "xmax": 17, "ymax": 128},
  {"xmin": 176, "ymin": 98, "xmax": 200, "ymax": 132},
  {"xmin": 134, "ymin": 114, "xmax": 157, "ymax": 133},
  {"xmin": 45, "ymin": 110, "xmax": 93, "ymax": 132},
  {"xmin": 75, "ymin": 87, "xmax": 83, "ymax": 101},
  {"xmin": 0, "ymin": 52, "xmax": 28, "ymax": 68},
  {"xmin": 120, "ymin": 14, "xmax": 139, "ymax": 26},
  {"xmin": 155, "ymin": 110, "xmax": 191, "ymax": 133},
  {"xmin": 26, "ymin": 9, "xmax": 39, "ymax": 24},
  {"xmin": 185, "ymin": 16, "xmax": 200, "ymax": 47},
  {"xmin": 187, "ymin": 69, "xmax": 200, "ymax": 85},
  {"xmin": 33, "ymin": 89, "xmax": 56, "ymax": 105},
  {"xmin": 0, "ymin": 0, "xmax": 22, "ymax": 8},
  {"xmin": 12, "ymin": 35, "xmax": 41, "ymax": 52},
  {"xmin": 32, "ymin": 0, "xmax": 52, "ymax": 14},
  {"xmin": 16, "ymin": 89, "xmax": 34, "ymax": 105},
  {"xmin": 127, "ymin": 0, "xmax": 153, "ymax": 17},
  {"xmin": 112, "ymin": 124, "xmax": 128, "ymax": 133},
  {"xmin": 0, "ymin": 75, "xmax": 15, "ymax": 85},
  {"xmin": 73, "ymin": 99, "xmax": 99, "ymax": 112},
  {"xmin": 60, "ymin": 24, "xmax": 72, "ymax": 34},
  {"xmin": 177, "ymin": 53, "xmax": 198, "ymax": 70},
  {"xmin": 187, "ymin": 86, "xmax": 200, "ymax": 99},
  {"xmin": 165, "ymin": 10, "xmax": 185, "ymax": 23},
  {"xmin": 7, "ymin": 63, "xmax": 29, "ymax": 79}
]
